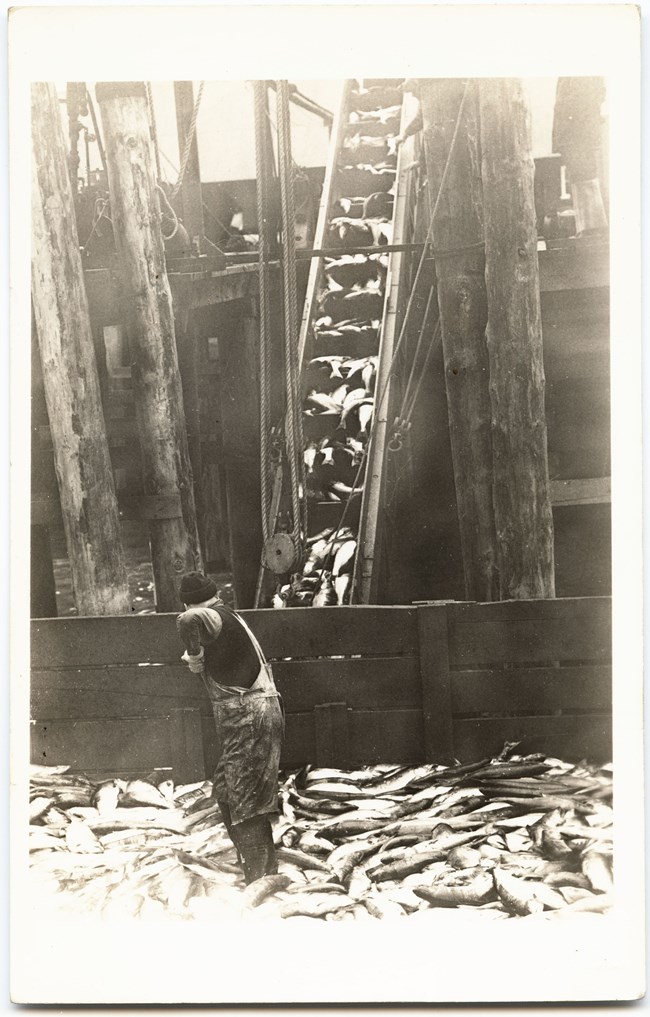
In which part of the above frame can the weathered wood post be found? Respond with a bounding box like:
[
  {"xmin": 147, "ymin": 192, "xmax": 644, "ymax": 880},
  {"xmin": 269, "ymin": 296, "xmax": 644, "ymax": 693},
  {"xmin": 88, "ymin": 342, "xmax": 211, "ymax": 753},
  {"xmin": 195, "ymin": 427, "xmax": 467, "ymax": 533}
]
[
  {"xmin": 31, "ymin": 82, "xmax": 131, "ymax": 616},
  {"xmin": 418, "ymin": 79, "xmax": 499, "ymax": 601},
  {"xmin": 479, "ymin": 78, "xmax": 555, "ymax": 599},
  {"xmin": 96, "ymin": 81, "xmax": 202, "ymax": 610},
  {"xmin": 173, "ymin": 81, "xmax": 205, "ymax": 252}
]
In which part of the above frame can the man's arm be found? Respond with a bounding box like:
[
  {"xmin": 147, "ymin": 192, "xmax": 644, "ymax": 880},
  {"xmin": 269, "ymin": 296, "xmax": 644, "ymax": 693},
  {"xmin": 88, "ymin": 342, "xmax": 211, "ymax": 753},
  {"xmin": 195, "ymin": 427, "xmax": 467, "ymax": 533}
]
[{"xmin": 177, "ymin": 608, "xmax": 223, "ymax": 673}]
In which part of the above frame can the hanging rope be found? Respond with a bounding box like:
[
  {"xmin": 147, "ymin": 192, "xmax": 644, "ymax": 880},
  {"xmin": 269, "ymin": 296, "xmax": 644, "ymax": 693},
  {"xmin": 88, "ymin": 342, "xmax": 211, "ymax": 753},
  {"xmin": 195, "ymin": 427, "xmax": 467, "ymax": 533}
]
[
  {"xmin": 171, "ymin": 81, "xmax": 204, "ymax": 200},
  {"xmin": 145, "ymin": 82, "xmax": 162, "ymax": 182},
  {"xmin": 254, "ymin": 81, "xmax": 273, "ymax": 542},
  {"xmin": 156, "ymin": 183, "xmax": 179, "ymax": 241},
  {"xmin": 276, "ymin": 79, "xmax": 307, "ymax": 548}
]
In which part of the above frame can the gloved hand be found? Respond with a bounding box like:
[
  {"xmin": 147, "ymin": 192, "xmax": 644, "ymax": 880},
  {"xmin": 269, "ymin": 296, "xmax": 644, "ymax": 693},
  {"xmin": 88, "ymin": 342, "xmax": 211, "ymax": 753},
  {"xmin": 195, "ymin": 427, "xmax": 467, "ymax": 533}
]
[{"xmin": 182, "ymin": 647, "xmax": 205, "ymax": 674}]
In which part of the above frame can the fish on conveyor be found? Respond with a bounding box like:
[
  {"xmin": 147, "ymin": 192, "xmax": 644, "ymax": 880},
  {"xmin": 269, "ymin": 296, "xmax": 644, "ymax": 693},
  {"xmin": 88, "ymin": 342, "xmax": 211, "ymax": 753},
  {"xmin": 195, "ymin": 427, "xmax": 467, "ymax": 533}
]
[
  {"xmin": 312, "ymin": 572, "xmax": 337, "ymax": 608},
  {"xmin": 305, "ymin": 390, "xmax": 345, "ymax": 415},
  {"xmin": 357, "ymin": 400, "xmax": 374, "ymax": 438},
  {"xmin": 325, "ymin": 255, "xmax": 381, "ymax": 289}
]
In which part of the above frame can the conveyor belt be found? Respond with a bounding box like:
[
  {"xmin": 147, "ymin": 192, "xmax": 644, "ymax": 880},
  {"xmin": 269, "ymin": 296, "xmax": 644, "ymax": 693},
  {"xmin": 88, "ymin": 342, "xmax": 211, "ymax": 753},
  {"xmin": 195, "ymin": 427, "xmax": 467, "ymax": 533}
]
[{"xmin": 263, "ymin": 79, "xmax": 420, "ymax": 608}]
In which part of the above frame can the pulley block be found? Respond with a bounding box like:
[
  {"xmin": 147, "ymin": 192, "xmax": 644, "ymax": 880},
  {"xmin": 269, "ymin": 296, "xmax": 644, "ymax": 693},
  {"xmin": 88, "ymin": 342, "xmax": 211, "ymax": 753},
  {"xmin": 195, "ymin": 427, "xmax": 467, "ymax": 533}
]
[{"xmin": 262, "ymin": 532, "xmax": 299, "ymax": 575}]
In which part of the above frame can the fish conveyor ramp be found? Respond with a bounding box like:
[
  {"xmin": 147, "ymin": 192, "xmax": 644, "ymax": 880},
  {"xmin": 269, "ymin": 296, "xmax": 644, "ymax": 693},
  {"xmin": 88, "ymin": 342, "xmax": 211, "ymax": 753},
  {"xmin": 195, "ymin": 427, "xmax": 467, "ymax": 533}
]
[{"xmin": 261, "ymin": 79, "xmax": 425, "ymax": 609}]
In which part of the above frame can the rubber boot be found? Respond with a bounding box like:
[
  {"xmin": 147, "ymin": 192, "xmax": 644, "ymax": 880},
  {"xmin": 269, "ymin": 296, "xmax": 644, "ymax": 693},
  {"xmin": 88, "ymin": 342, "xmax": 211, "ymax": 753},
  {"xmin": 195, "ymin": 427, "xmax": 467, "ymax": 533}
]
[
  {"xmin": 234, "ymin": 815, "xmax": 278, "ymax": 885},
  {"xmin": 216, "ymin": 800, "xmax": 244, "ymax": 869}
]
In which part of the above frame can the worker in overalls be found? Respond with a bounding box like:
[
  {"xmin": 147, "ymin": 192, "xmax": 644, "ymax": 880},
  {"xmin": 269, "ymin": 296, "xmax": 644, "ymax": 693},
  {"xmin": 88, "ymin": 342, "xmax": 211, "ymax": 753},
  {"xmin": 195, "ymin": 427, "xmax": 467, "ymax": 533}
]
[{"xmin": 176, "ymin": 571, "xmax": 284, "ymax": 885}]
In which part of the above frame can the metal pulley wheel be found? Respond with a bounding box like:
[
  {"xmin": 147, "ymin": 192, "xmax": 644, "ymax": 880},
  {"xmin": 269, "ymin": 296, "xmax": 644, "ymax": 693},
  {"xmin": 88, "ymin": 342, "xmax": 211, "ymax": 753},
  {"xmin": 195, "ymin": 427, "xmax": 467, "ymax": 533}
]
[{"xmin": 262, "ymin": 532, "xmax": 299, "ymax": 574}]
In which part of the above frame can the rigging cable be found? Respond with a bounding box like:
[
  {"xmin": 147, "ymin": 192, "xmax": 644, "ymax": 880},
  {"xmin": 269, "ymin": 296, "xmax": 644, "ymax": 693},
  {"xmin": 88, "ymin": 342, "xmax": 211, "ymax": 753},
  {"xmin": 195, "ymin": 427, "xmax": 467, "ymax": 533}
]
[
  {"xmin": 254, "ymin": 80, "xmax": 273, "ymax": 541},
  {"xmin": 276, "ymin": 79, "xmax": 308, "ymax": 549},
  {"xmin": 171, "ymin": 81, "xmax": 205, "ymax": 200}
]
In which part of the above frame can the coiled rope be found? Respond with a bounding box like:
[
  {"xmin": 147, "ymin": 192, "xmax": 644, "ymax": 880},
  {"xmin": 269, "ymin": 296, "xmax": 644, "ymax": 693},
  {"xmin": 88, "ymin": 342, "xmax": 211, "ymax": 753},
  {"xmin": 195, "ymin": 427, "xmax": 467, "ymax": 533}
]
[
  {"xmin": 171, "ymin": 81, "xmax": 204, "ymax": 200},
  {"xmin": 276, "ymin": 80, "xmax": 307, "ymax": 548},
  {"xmin": 254, "ymin": 81, "xmax": 273, "ymax": 541}
]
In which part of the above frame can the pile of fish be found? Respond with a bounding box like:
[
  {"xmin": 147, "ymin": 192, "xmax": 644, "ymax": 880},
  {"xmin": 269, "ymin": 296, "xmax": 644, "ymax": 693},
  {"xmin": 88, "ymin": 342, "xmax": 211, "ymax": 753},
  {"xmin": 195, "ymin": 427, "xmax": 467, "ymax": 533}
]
[
  {"xmin": 28, "ymin": 749, "xmax": 614, "ymax": 923},
  {"xmin": 274, "ymin": 80, "xmax": 405, "ymax": 609},
  {"xmin": 28, "ymin": 765, "xmax": 245, "ymax": 920}
]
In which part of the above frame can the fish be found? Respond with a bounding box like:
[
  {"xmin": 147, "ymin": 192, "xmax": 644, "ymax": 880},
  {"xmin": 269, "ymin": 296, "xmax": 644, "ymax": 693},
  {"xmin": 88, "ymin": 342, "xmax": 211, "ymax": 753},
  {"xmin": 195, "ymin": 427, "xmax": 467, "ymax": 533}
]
[
  {"xmin": 332, "ymin": 539, "xmax": 356, "ymax": 577},
  {"xmin": 303, "ymin": 441, "xmax": 319, "ymax": 474},
  {"xmin": 339, "ymin": 387, "xmax": 370, "ymax": 426},
  {"xmin": 241, "ymin": 873, "xmax": 292, "ymax": 908},
  {"xmin": 357, "ymin": 401, "xmax": 374, "ymax": 437},
  {"xmin": 362, "ymin": 893, "xmax": 405, "ymax": 919},
  {"xmin": 65, "ymin": 818, "xmax": 104, "ymax": 854},
  {"xmin": 276, "ymin": 847, "xmax": 332, "ymax": 873},
  {"xmin": 327, "ymin": 838, "xmax": 384, "ymax": 883},
  {"xmin": 373, "ymin": 829, "xmax": 483, "ymax": 882},
  {"xmin": 333, "ymin": 572, "xmax": 352, "ymax": 605},
  {"xmin": 312, "ymin": 572, "xmax": 337, "ymax": 608},
  {"xmin": 30, "ymin": 764, "xmax": 71, "ymax": 777},
  {"xmin": 91, "ymin": 779, "xmax": 122, "ymax": 816},
  {"xmin": 347, "ymin": 865, "xmax": 373, "ymax": 900},
  {"xmin": 447, "ymin": 846, "xmax": 483, "ymax": 870},
  {"xmin": 544, "ymin": 871, "xmax": 591, "ymax": 889},
  {"xmin": 305, "ymin": 391, "xmax": 342, "ymax": 415},
  {"xmin": 493, "ymin": 868, "xmax": 544, "ymax": 916},
  {"xmin": 29, "ymin": 796, "xmax": 53, "ymax": 822},
  {"xmin": 414, "ymin": 870, "xmax": 495, "ymax": 908},
  {"xmin": 285, "ymin": 881, "xmax": 347, "ymax": 895},
  {"xmin": 121, "ymin": 779, "xmax": 175, "ymax": 810},
  {"xmin": 297, "ymin": 831, "xmax": 336, "ymax": 855},
  {"xmin": 281, "ymin": 893, "xmax": 355, "ymax": 919},
  {"xmin": 582, "ymin": 850, "xmax": 613, "ymax": 893}
]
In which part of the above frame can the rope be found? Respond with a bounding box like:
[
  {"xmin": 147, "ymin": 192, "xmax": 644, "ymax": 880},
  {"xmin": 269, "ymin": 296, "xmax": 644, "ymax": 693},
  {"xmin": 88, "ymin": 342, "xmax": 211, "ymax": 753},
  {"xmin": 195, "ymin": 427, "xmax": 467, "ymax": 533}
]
[
  {"xmin": 350, "ymin": 78, "xmax": 473, "ymax": 601},
  {"xmin": 170, "ymin": 81, "xmax": 204, "ymax": 200},
  {"xmin": 156, "ymin": 183, "xmax": 179, "ymax": 241},
  {"xmin": 145, "ymin": 82, "xmax": 162, "ymax": 182},
  {"xmin": 276, "ymin": 80, "xmax": 307, "ymax": 548},
  {"xmin": 254, "ymin": 81, "xmax": 273, "ymax": 542}
]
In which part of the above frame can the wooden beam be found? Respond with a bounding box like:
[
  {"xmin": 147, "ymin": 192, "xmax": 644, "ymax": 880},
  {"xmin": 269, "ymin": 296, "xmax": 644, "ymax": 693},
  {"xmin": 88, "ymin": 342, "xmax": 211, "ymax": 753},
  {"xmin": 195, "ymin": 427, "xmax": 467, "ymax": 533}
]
[
  {"xmin": 550, "ymin": 477, "xmax": 611, "ymax": 506},
  {"xmin": 417, "ymin": 604, "xmax": 453, "ymax": 762},
  {"xmin": 30, "ymin": 524, "xmax": 58, "ymax": 619},
  {"xmin": 31, "ymin": 82, "xmax": 130, "ymax": 616},
  {"xmin": 479, "ymin": 78, "xmax": 555, "ymax": 599},
  {"xmin": 419, "ymin": 79, "xmax": 498, "ymax": 602},
  {"xmin": 96, "ymin": 81, "xmax": 202, "ymax": 610},
  {"xmin": 173, "ymin": 81, "xmax": 205, "ymax": 252}
]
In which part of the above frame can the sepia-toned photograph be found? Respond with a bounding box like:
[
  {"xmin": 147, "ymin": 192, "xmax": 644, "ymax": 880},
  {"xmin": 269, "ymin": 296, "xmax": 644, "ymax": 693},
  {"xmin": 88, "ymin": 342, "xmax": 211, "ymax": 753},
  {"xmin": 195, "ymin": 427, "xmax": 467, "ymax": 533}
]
[{"xmin": 10, "ymin": 4, "xmax": 644, "ymax": 1006}]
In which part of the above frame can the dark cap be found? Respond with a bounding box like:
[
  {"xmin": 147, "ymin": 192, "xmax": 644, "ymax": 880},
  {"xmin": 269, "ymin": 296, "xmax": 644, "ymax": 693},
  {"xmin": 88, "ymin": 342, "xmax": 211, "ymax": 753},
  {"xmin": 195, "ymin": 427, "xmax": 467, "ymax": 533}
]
[{"xmin": 179, "ymin": 571, "xmax": 218, "ymax": 605}]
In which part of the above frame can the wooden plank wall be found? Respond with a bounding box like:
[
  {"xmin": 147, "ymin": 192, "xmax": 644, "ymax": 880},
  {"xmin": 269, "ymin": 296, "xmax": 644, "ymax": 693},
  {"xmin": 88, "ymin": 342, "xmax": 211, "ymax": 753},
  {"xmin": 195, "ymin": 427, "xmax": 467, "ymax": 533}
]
[{"xmin": 30, "ymin": 598, "xmax": 611, "ymax": 781}]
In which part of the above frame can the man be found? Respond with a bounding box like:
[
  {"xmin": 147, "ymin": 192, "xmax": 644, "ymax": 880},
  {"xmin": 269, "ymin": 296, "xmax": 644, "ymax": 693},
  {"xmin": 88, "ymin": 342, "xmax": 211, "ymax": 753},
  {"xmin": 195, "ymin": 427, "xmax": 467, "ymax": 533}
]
[{"xmin": 176, "ymin": 571, "xmax": 284, "ymax": 885}]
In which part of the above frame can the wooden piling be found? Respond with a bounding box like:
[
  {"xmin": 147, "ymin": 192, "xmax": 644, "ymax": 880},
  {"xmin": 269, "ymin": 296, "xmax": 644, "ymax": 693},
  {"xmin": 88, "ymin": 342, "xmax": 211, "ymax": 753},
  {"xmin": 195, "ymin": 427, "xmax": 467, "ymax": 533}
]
[
  {"xmin": 96, "ymin": 81, "xmax": 202, "ymax": 610},
  {"xmin": 479, "ymin": 78, "xmax": 555, "ymax": 599},
  {"xmin": 31, "ymin": 82, "xmax": 130, "ymax": 616},
  {"xmin": 419, "ymin": 79, "xmax": 498, "ymax": 601},
  {"xmin": 173, "ymin": 81, "xmax": 205, "ymax": 251}
]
